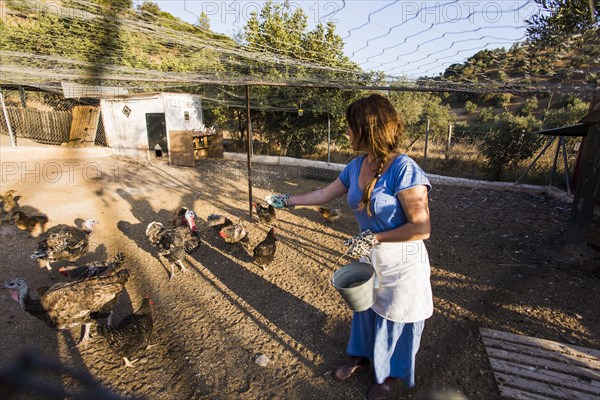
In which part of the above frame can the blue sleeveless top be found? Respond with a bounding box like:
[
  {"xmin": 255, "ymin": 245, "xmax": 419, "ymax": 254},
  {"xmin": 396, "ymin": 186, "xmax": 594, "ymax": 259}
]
[{"xmin": 338, "ymin": 154, "xmax": 431, "ymax": 234}]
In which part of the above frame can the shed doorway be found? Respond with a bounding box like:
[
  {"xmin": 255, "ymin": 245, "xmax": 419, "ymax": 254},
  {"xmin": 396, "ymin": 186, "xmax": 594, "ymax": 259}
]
[{"xmin": 146, "ymin": 113, "xmax": 167, "ymax": 158}]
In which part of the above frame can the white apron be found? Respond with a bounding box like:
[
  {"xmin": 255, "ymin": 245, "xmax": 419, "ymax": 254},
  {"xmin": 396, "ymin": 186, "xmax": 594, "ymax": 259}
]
[{"xmin": 369, "ymin": 241, "xmax": 433, "ymax": 323}]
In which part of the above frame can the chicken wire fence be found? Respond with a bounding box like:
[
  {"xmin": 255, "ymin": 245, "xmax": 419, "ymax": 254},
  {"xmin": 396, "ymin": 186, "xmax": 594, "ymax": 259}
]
[{"xmin": 0, "ymin": 105, "xmax": 108, "ymax": 147}]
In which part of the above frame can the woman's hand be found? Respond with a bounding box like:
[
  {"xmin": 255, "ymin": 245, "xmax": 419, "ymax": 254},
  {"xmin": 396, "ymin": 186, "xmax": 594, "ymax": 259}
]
[
  {"xmin": 265, "ymin": 193, "xmax": 294, "ymax": 209},
  {"xmin": 344, "ymin": 230, "xmax": 379, "ymax": 258}
]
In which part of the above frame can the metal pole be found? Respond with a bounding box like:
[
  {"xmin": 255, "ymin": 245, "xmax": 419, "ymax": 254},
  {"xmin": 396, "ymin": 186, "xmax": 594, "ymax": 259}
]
[
  {"xmin": 327, "ymin": 114, "xmax": 331, "ymax": 164},
  {"xmin": 245, "ymin": 85, "xmax": 253, "ymax": 219},
  {"xmin": 0, "ymin": 92, "xmax": 16, "ymax": 147},
  {"xmin": 561, "ymin": 136, "xmax": 571, "ymax": 193},
  {"xmin": 423, "ymin": 118, "xmax": 430, "ymax": 170}
]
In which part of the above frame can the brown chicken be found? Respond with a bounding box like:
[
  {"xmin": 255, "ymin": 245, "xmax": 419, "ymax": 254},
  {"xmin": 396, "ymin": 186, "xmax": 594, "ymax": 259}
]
[
  {"xmin": 318, "ymin": 207, "xmax": 341, "ymax": 222},
  {"xmin": 0, "ymin": 189, "xmax": 18, "ymax": 220},
  {"xmin": 12, "ymin": 211, "xmax": 49, "ymax": 238},
  {"xmin": 97, "ymin": 296, "xmax": 154, "ymax": 368},
  {"xmin": 3, "ymin": 270, "xmax": 131, "ymax": 347},
  {"xmin": 253, "ymin": 228, "xmax": 277, "ymax": 269},
  {"xmin": 253, "ymin": 202, "xmax": 276, "ymax": 225},
  {"xmin": 219, "ymin": 220, "xmax": 248, "ymax": 244}
]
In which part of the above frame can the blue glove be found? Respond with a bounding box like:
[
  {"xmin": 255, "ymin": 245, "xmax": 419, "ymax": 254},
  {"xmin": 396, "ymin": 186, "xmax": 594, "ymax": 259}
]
[
  {"xmin": 344, "ymin": 230, "xmax": 379, "ymax": 258},
  {"xmin": 265, "ymin": 193, "xmax": 294, "ymax": 209}
]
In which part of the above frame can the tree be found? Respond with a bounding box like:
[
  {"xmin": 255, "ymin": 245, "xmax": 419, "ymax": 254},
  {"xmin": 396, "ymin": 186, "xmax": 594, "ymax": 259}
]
[
  {"xmin": 480, "ymin": 113, "xmax": 543, "ymax": 179},
  {"xmin": 526, "ymin": 0, "xmax": 600, "ymax": 44},
  {"xmin": 196, "ymin": 11, "xmax": 210, "ymax": 30}
]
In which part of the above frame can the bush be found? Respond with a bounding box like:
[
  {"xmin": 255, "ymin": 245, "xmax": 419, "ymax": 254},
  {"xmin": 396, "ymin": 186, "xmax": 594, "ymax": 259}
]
[
  {"xmin": 480, "ymin": 113, "xmax": 543, "ymax": 179},
  {"xmin": 464, "ymin": 100, "xmax": 477, "ymax": 114},
  {"xmin": 519, "ymin": 96, "xmax": 538, "ymax": 116},
  {"xmin": 477, "ymin": 107, "xmax": 495, "ymax": 123},
  {"xmin": 542, "ymin": 97, "xmax": 589, "ymax": 129}
]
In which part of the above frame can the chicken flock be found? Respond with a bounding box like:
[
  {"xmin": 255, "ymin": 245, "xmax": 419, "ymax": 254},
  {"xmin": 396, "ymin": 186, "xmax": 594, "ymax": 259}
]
[{"xmin": 2, "ymin": 188, "xmax": 342, "ymax": 369}]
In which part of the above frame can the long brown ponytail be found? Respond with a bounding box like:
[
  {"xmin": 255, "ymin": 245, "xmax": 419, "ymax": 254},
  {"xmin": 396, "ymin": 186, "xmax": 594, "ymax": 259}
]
[{"xmin": 346, "ymin": 94, "xmax": 405, "ymax": 216}]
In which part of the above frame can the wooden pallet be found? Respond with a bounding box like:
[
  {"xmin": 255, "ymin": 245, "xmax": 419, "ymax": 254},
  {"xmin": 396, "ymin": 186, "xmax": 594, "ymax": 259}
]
[{"xmin": 480, "ymin": 328, "xmax": 600, "ymax": 400}]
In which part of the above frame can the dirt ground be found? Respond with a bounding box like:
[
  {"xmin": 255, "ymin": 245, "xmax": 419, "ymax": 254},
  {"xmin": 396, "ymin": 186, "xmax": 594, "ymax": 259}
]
[{"xmin": 0, "ymin": 151, "xmax": 599, "ymax": 400}]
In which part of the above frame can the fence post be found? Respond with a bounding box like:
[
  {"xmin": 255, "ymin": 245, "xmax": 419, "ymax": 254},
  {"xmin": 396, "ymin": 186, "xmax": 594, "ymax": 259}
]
[
  {"xmin": 445, "ymin": 123, "xmax": 453, "ymax": 160},
  {"xmin": 245, "ymin": 85, "xmax": 253, "ymax": 219},
  {"xmin": 327, "ymin": 113, "xmax": 331, "ymax": 164},
  {"xmin": 423, "ymin": 118, "xmax": 430, "ymax": 170},
  {"xmin": 0, "ymin": 92, "xmax": 16, "ymax": 146}
]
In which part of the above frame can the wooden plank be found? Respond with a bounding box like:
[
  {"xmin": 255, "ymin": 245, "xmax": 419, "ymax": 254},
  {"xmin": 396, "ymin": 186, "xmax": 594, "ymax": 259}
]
[
  {"xmin": 494, "ymin": 372, "xmax": 600, "ymax": 400},
  {"xmin": 481, "ymin": 328, "xmax": 600, "ymax": 360},
  {"xmin": 168, "ymin": 130, "xmax": 195, "ymax": 167},
  {"xmin": 489, "ymin": 358, "xmax": 600, "ymax": 395},
  {"xmin": 497, "ymin": 385, "xmax": 554, "ymax": 400},
  {"xmin": 69, "ymin": 106, "xmax": 100, "ymax": 147},
  {"xmin": 484, "ymin": 347, "xmax": 600, "ymax": 381},
  {"xmin": 482, "ymin": 336, "xmax": 600, "ymax": 370}
]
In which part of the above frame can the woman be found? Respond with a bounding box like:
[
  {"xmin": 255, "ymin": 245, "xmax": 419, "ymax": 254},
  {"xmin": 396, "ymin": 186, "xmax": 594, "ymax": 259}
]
[{"xmin": 268, "ymin": 93, "xmax": 433, "ymax": 400}]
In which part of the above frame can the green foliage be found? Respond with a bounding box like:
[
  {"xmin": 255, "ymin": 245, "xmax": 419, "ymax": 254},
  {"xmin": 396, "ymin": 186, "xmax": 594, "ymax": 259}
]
[
  {"xmin": 477, "ymin": 107, "xmax": 495, "ymax": 123},
  {"xmin": 526, "ymin": 0, "xmax": 600, "ymax": 45},
  {"xmin": 519, "ymin": 96, "xmax": 539, "ymax": 116},
  {"xmin": 542, "ymin": 97, "xmax": 589, "ymax": 128},
  {"xmin": 464, "ymin": 100, "xmax": 477, "ymax": 114},
  {"xmin": 480, "ymin": 113, "xmax": 543, "ymax": 179},
  {"xmin": 388, "ymin": 91, "xmax": 455, "ymax": 142}
]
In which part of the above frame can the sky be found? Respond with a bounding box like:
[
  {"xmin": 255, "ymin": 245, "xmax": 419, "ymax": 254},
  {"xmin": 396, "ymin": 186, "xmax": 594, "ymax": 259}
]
[{"xmin": 144, "ymin": 0, "xmax": 542, "ymax": 79}]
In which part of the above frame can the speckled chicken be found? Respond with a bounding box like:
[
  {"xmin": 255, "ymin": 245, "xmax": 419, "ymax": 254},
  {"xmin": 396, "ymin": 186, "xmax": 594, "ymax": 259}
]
[
  {"xmin": 219, "ymin": 220, "xmax": 248, "ymax": 244},
  {"xmin": 146, "ymin": 210, "xmax": 199, "ymax": 281},
  {"xmin": 318, "ymin": 207, "xmax": 341, "ymax": 222},
  {"xmin": 3, "ymin": 270, "xmax": 131, "ymax": 347},
  {"xmin": 12, "ymin": 211, "xmax": 49, "ymax": 238},
  {"xmin": 253, "ymin": 228, "xmax": 277, "ymax": 269},
  {"xmin": 253, "ymin": 202, "xmax": 276, "ymax": 225},
  {"xmin": 31, "ymin": 219, "xmax": 99, "ymax": 275},
  {"xmin": 97, "ymin": 296, "xmax": 154, "ymax": 368},
  {"xmin": 58, "ymin": 252, "xmax": 125, "ymax": 280}
]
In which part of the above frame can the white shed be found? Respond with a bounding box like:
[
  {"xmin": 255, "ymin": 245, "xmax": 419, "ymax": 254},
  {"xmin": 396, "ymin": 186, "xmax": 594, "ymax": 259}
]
[{"xmin": 100, "ymin": 92, "xmax": 203, "ymax": 159}]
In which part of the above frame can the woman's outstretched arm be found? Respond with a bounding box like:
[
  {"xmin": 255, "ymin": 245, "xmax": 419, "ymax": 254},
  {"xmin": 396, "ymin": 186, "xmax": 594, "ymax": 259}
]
[{"xmin": 286, "ymin": 178, "xmax": 348, "ymax": 207}]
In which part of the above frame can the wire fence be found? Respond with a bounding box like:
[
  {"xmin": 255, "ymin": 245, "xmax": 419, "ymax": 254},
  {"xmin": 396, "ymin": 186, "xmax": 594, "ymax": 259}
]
[{"xmin": 0, "ymin": 107, "xmax": 71, "ymax": 145}]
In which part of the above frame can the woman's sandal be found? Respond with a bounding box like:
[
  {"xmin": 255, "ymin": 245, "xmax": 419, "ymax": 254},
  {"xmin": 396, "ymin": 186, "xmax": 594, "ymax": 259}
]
[{"xmin": 332, "ymin": 356, "xmax": 370, "ymax": 382}]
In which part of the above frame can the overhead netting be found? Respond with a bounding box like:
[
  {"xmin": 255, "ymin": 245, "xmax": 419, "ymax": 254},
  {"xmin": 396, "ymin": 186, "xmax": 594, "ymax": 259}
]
[{"xmin": 1, "ymin": 0, "xmax": 599, "ymax": 104}]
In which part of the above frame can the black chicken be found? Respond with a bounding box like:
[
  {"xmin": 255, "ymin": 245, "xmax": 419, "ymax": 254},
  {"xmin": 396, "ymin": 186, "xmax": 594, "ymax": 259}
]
[
  {"xmin": 12, "ymin": 211, "xmax": 49, "ymax": 238},
  {"xmin": 206, "ymin": 213, "xmax": 233, "ymax": 232},
  {"xmin": 58, "ymin": 252, "xmax": 125, "ymax": 280},
  {"xmin": 253, "ymin": 202, "xmax": 276, "ymax": 225},
  {"xmin": 3, "ymin": 270, "xmax": 131, "ymax": 347},
  {"xmin": 253, "ymin": 228, "xmax": 277, "ymax": 269},
  {"xmin": 31, "ymin": 219, "xmax": 99, "ymax": 275},
  {"xmin": 146, "ymin": 210, "xmax": 199, "ymax": 281},
  {"xmin": 97, "ymin": 296, "xmax": 154, "ymax": 368}
]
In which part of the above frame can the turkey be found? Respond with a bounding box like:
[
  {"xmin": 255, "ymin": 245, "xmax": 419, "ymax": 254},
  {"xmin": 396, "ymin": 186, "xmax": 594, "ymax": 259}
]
[
  {"xmin": 253, "ymin": 202, "xmax": 276, "ymax": 225},
  {"xmin": 3, "ymin": 270, "xmax": 131, "ymax": 347},
  {"xmin": 318, "ymin": 207, "xmax": 341, "ymax": 222},
  {"xmin": 171, "ymin": 207, "xmax": 191, "ymax": 227},
  {"xmin": 97, "ymin": 296, "xmax": 154, "ymax": 368},
  {"xmin": 58, "ymin": 252, "xmax": 125, "ymax": 280},
  {"xmin": 12, "ymin": 211, "xmax": 49, "ymax": 238},
  {"xmin": 146, "ymin": 210, "xmax": 200, "ymax": 281},
  {"xmin": 253, "ymin": 228, "xmax": 277, "ymax": 269},
  {"xmin": 31, "ymin": 219, "xmax": 99, "ymax": 275}
]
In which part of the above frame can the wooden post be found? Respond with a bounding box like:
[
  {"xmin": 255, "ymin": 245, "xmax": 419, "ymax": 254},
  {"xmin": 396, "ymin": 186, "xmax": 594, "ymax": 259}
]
[
  {"xmin": 445, "ymin": 123, "xmax": 453, "ymax": 160},
  {"xmin": 423, "ymin": 118, "xmax": 430, "ymax": 170},
  {"xmin": 0, "ymin": 92, "xmax": 16, "ymax": 147},
  {"xmin": 327, "ymin": 113, "xmax": 331, "ymax": 164},
  {"xmin": 565, "ymin": 122, "xmax": 600, "ymax": 246},
  {"xmin": 245, "ymin": 85, "xmax": 254, "ymax": 219}
]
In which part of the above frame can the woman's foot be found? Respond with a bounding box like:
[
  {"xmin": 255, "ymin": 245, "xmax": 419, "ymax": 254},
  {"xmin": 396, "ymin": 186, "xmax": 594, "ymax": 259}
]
[
  {"xmin": 332, "ymin": 356, "xmax": 370, "ymax": 382},
  {"xmin": 367, "ymin": 377, "xmax": 400, "ymax": 400}
]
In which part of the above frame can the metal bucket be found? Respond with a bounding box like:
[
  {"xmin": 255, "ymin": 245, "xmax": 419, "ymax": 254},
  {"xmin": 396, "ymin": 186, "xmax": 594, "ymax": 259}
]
[{"xmin": 332, "ymin": 262, "xmax": 375, "ymax": 312}]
